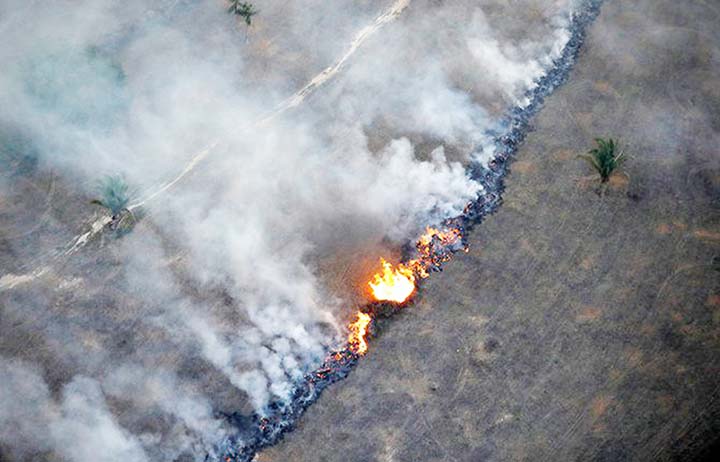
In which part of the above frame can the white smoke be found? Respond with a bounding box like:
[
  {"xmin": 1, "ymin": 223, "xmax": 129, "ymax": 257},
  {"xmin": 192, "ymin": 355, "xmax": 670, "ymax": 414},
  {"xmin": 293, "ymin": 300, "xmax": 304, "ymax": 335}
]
[
  {"xmin": 0, "ymin": 358, "xmax": 149, "ymax": 462},
  {"xmin": 0, "ymin": 0, "xmax": 581, "ymax": 460}
]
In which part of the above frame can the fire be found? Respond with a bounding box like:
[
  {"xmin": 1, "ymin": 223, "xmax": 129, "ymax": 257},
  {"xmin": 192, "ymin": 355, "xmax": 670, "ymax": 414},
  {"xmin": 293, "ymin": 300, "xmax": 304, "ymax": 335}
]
[
  {"xmin": 368, "ymin": 258, "xmax": 416, "ymax": 303},
  {"xmin": 347, "ymin": 225, "xmax": 464, "ymax": 354},
  {"xmin": 366, "ymin": 226, "xmax": 463, "ymax": 303},
  {"xmin": 348, "ymin": 312, "xmax": 372, "ymax": 355}
]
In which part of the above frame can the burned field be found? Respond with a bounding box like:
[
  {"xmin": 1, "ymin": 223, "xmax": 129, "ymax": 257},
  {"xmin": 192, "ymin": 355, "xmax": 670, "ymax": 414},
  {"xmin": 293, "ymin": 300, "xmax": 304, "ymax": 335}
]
[
  {"xmin": 1, "ymin": 0, "xmax": 720, "ymax": 462},
  {"xmin": 262, "ymin": 0, "xmax": 720, "ymax": 460}
]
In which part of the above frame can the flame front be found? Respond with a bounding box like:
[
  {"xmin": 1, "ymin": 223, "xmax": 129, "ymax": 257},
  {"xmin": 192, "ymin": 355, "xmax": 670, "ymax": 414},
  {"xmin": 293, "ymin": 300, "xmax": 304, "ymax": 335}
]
[
  {"xmin": 348, "ymin": 225, "xmax": 464, "ymax": 355},
  {"xmin": 368, "ymin": 258, "xmax": 416, "ymax": 303},
  {"xmin": 348, "ymin": 312, "xmax": 372, "ymax": 355},
  {"xmin": 367, "ymin": 227, "xmax": 463, "ymax": 303}
]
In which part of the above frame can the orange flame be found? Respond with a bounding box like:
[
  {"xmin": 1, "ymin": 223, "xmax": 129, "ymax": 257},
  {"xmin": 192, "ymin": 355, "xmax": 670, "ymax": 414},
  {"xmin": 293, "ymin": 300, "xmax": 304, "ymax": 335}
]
[
  {"xmin": 348, "ymin": 225, "xmax": 464, "ymax": 354},
  {"xmin": 348, "ymin": 312, "xmax": 372, "ymax": 355},
  {"xmin": 366, "ymin": 226, "xmax": 462, "ymax": 303},
  {"xmin": 368, "ymin": 258, "xmax": 416, "ymax": 303}
]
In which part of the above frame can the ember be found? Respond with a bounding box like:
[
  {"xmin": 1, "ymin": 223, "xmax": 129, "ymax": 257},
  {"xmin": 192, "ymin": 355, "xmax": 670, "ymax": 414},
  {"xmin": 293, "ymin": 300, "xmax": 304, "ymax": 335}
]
[{"xmin": 405, "ymin": 226, "xmax": 466, "ymax": 278}]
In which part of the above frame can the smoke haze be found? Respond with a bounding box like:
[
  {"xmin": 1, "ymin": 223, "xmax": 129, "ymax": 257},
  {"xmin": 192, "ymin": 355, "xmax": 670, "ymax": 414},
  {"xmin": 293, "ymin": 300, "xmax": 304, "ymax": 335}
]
[{"xmin": 1, "ymin": 0, "xmax": 581, "ymax": 460}]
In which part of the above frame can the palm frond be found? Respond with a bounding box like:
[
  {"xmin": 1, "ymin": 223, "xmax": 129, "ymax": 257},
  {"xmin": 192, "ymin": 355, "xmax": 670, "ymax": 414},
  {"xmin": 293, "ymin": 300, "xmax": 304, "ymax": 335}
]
[
  {"xmin": 579, "ymin": 138, "xmax": 626, "ymax": 183},
  {"xmin": 228, "ymin": 1, "xmax": 258, "ymax": 26},
  {"xmin": 93, "ymin": 175, "xmax": 132, "ymax": 215},
  {"xmin": 577, "ymin": 153, "xmax": 601, "ymax": 173}
]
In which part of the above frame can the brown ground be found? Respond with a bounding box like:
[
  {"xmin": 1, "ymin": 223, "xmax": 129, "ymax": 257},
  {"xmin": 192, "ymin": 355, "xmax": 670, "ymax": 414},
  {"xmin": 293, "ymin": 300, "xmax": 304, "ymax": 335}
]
[
  {"xmin": 260, "ymin": 0, "xmax": 720, "ymax": 460},
  {"xmin": 1, "ymin": 0, "xmax": 719, "ymax": 460}
]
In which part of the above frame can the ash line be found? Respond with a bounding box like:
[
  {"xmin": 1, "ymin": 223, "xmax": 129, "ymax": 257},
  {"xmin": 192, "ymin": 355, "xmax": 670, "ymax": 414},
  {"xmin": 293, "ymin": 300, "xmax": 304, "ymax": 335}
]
[{"xmin": 212, "ymin": 0, "xmax": 605, "ymax": 460}]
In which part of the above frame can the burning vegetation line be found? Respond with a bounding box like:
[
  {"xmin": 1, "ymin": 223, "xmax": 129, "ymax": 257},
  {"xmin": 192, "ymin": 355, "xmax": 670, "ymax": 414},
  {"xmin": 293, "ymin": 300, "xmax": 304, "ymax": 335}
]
[
  {"xmin": 213, "ymin": 1, "xmax": 605, "ymax": 460},
  {"xmin": 365, "ymin": 226, "xmax": 464, "ymax": 305},
  {"xmin": 348, "ymin": 226, "xmax": 465, "ymax": 353}
]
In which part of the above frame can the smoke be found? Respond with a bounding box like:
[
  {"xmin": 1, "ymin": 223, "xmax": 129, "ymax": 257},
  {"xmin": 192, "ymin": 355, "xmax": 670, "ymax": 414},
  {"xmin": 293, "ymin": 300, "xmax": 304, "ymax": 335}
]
[
  {"xmin": 0, "ymin": 359, "xmax": 148, "ymax": 462},
  {"xmin": 1, "ymin": 0, "xmax": 581, "ymax": 460}
]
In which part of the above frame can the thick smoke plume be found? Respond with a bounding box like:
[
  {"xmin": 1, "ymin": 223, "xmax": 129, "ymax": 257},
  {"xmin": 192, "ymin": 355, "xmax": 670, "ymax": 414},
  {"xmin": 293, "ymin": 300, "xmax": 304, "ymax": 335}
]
[{"xmin": 1, "ymin": 0, "xmax": 580, "ymax": 460}]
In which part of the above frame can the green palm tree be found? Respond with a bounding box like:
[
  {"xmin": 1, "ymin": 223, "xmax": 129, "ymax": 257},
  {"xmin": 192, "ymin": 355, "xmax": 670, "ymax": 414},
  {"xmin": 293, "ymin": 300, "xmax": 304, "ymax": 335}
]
[
  {"xmin": 228, "ymin": 1, "xmax": 258, "ymax": 26},
  {"xmin": 578, "ymin": 138, "xmax": 626, "ymax": 183},
  {"xmin": 91, "ymin": 175, "xmax": 131, "ymax": 216},
  {"xmin": 90, "ymin": 175, "xmax": 138, "ymax": 235}
]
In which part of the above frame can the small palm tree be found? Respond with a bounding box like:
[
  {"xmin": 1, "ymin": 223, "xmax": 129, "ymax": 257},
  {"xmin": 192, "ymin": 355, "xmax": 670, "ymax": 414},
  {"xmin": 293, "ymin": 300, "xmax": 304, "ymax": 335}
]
[
  {"xmin": 228, "ymin": 1, "xmax": 258, "ymax": 26},
  {"xmin": 578, "ymin": 138, "xmax": 626, "ymax": 183},
  {"xmin": 90, "ymin": 175, "xmax": 139, "ymax": 236},
  {"xmin": 91, "ymin": 175, "xmax": 131, "ymax": 216}
]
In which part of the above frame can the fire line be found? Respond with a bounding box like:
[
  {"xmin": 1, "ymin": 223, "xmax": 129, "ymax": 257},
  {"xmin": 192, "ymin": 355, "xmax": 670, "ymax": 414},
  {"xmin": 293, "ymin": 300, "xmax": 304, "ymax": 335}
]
[
  {"xmin": 347, "ymin": 225, "xmax": 465, "ymax": 355},
  {"xmin": 217, "ymin": 1, "xmax": 604, "ymax": 458}
]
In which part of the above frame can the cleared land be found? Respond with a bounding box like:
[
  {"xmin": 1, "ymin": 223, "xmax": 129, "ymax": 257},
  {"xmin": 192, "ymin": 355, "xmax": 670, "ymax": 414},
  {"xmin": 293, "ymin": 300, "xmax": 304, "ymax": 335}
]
[
  {"xmin": 1, "ymin": 0, "xmax": 718, "ymax": 460},
  {"xmin": 260, "ymin": 0, "xmax": 720, "ymax": 460}
]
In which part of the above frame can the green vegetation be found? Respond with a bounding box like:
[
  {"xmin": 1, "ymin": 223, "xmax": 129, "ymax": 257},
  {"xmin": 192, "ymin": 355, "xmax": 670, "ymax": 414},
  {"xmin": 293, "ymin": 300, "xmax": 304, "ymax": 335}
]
[
  {"xmin": 91, "ymin": 175, "xmax": 131, "ymax": 215},
  {"xmin": 228, "ymin": 1, "xmax": 258, "ymax": 26},
  {"xmin": 91, "ymin": 175, "xmax": 137, "ymax": 236},
  {"xmin": 578, "ymin": 138, "xmax": 626, "ymax": 183}
]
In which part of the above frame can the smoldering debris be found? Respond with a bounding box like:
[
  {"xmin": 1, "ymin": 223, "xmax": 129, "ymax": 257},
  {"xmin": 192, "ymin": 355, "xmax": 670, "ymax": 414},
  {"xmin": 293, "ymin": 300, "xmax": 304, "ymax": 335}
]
[
  {"xmin": 0, "ymin": 0, "xmax": 597, "ymax": 460},
  {"xmin": 215, "ymin": 1, "xmax": 604, "ymax": 459}
]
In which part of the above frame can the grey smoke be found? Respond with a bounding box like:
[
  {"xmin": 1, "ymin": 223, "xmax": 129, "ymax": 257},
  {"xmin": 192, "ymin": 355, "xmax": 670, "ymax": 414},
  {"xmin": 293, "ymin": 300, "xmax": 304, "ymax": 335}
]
[
  {"xmin": 0, "ymin": 358, "xmax": 148, "ymax": 462},
  {"xmin": 1, "ymin": 0, "xmax": 579, "ymax": 460}
]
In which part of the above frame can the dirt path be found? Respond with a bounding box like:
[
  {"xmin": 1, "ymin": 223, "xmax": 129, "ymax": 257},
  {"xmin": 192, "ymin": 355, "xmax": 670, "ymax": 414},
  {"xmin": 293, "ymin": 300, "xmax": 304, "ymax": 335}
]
[{"xmin": 0, "ymin": 0, "xmax": 413, "ymax": 292}]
